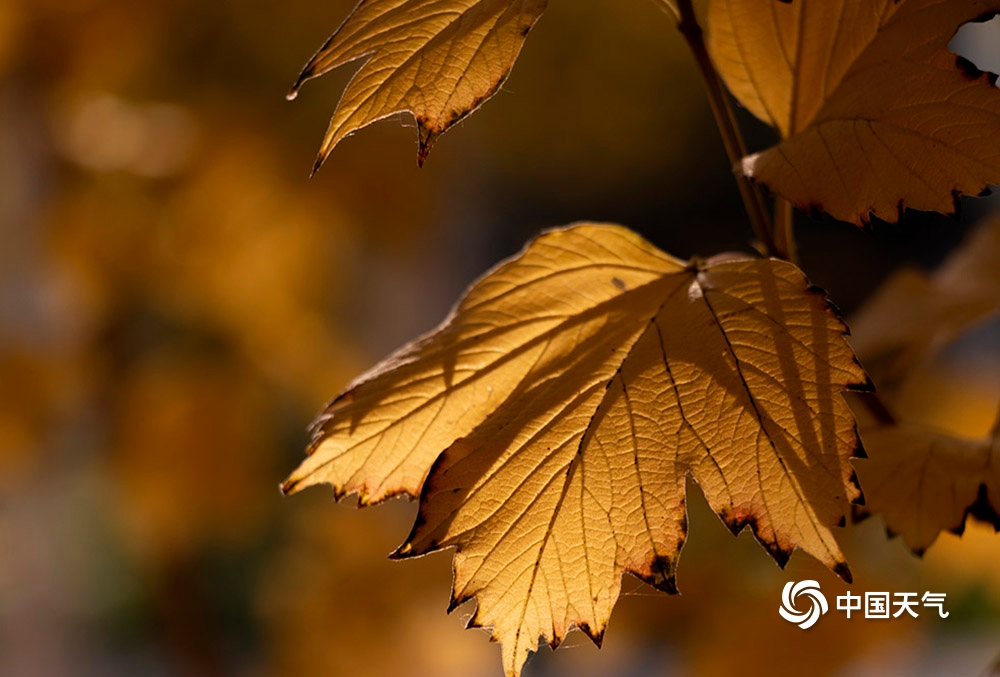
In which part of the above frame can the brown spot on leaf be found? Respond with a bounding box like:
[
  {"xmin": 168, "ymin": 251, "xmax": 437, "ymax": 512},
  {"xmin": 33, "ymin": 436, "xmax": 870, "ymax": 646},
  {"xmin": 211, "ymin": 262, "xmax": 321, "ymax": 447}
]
[
  {"xmin": 761, "ymin": 537, "xmax": 791, "ymax": 568},
  {"xmin": 636, "ymin": 554, "xmax": 679, "ymax": 594},
  {"xmin": 576, "ymin": 621, "xmax": 605, "ymax": 648},
  {"xmin": 833, "ymin": 561, "xmax": 853, "ymax": 584},
  {"xmin": 720, "ymin": 506, "xmax": 751, "ymax": 536}
]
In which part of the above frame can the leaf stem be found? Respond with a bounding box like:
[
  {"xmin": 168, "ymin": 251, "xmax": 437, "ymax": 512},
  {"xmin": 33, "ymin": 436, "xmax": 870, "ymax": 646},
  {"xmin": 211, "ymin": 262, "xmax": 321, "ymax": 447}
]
[
  {"xmin": 773, "ymin": 196, "xmax": 798, "ymax": 264},
  {"xmin": 674, "ymin": 0, "xmax": 776, "ymax": 257}
]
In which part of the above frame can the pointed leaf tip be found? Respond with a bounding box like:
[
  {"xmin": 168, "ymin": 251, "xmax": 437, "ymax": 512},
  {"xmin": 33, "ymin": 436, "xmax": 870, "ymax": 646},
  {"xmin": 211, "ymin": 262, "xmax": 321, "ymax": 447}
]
[{"xmin": 309, "ymin": 153, "xmax": 325, "ymax": 177}]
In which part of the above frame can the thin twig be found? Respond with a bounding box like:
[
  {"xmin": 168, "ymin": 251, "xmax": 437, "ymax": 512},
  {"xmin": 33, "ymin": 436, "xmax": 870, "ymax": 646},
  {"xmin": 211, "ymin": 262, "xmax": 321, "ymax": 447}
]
[
  {"xmin": 674, "ymin": 0, "xmax": 776, "ymax": 257},
  {"xmin": 773, "ymin": 196, "xmax": 798, "ymax": 264}
]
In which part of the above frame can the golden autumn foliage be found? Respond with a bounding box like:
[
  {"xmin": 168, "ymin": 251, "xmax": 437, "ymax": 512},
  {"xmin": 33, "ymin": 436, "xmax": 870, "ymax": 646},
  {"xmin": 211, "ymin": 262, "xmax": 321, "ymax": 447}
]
[
  {"xmin": 289, "ymin": 0, "xmax": 548, "ymax": 168},
  {"xmin": 3, "ymin": 0, "xmax": 1000, "ymax": 676},
  {"xmin": 286, "ymin": 224, "xmax": 870, "ymax": 675},
  {"xmin": 277, "ymin": 1, "xmax": 1000, "ymax": 675},
  {"xmin": 708, "ymin": 0, "xmax": 1000, "ymax": 226},
  {"xmin": 848, "ymin": 216, "xmax": 1000, "ymax": 557}
]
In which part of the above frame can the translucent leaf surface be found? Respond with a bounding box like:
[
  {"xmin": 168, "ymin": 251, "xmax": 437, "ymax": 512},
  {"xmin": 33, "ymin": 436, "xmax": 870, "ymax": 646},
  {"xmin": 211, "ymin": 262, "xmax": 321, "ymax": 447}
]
[
  {"xmin": 285, "ymin": 224, "xmax": 870, "ymax": 676},
  {"xmin": 289, "ymin": 0, "xmax": 547, "ymax": 168}
]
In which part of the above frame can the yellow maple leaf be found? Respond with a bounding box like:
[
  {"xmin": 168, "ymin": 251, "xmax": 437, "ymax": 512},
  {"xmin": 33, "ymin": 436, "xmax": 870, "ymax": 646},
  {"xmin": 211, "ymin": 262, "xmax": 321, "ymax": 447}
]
[
  {"xmin": 708, "ymin": 0, "xmax": 1000, "ymax": 226},
  {"xmin": 284, "ymin": 224, "xmax": 870, "ymax": 676},
  {"xmin": 288, "ymin": 0, "xmax": 547, "ymax": 169},
  {"xmin": 856, "ymin": 415, "xmax": 1000, "ymax": 554}
]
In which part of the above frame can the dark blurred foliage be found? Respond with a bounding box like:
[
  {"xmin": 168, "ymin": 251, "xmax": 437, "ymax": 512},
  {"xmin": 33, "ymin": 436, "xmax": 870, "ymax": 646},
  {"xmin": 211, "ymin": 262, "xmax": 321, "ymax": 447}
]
[{"xmin": 0, "ymin": 1, "xmax": 998, "ymax": 676}]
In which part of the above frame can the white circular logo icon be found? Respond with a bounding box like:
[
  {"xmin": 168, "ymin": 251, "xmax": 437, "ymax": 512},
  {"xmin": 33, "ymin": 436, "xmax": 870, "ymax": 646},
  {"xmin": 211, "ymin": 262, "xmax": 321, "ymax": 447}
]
[{"xmin": 779, "ymin": 580, "xmax": 828, "ymax": 629}]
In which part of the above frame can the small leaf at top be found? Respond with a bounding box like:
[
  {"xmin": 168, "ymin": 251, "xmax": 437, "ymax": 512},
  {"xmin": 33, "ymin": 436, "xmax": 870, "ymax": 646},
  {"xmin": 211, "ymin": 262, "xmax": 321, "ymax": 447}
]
[
  {"xmin": 289, "ymin": 0, "xmax": 547, "ymax": 170},
  {"xmin": 708, "ymin": 0, "xmax": 1000, "ymax": 226},
  {"xmin": 284, "ymin": 224, "xmax": 870, "ymax": 677}
]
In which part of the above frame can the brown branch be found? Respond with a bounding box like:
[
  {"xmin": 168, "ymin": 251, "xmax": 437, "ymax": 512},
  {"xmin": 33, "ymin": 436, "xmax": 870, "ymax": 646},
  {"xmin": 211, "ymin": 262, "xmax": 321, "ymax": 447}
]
[
  {"xmin": 773, "ymin": 196, "xmax": 798, "ymax": 264},
  {"xmin": 674, "ymin": 0, "xmax": 777, "ymax": 257}
]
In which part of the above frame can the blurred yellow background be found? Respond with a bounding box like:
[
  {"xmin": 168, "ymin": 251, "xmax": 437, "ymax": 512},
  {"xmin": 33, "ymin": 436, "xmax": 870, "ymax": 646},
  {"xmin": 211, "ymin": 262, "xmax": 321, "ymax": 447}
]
[{"xmin": 1, "ymin": 1, "xmax": 998, "ymax": 675}]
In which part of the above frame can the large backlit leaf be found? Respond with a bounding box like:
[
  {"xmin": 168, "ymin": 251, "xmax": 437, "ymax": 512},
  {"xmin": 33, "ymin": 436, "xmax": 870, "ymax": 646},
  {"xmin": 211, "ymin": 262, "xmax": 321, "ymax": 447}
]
[
  {"xmin": 288, "ymin": 0, "xmax": 547, "ymax": 168},
  {"xmin": 708, "ymin": 0, "xmax": 1000, "ymax": 226},
  {"xmin": 284, "ymin": 224, "xmax": 869, "ymax": 676}
]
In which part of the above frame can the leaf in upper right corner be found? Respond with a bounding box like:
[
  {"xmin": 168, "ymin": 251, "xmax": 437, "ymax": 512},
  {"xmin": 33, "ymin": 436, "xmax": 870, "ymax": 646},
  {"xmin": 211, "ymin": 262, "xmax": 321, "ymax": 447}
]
[
  {"xmin": 707, "ymin": 0, "xmax": 1000, "ymax": 226},
  {"xmin": 855, "ymin": 417, "xmax": 1000, "ymax": 554}
]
